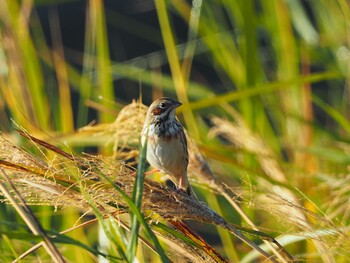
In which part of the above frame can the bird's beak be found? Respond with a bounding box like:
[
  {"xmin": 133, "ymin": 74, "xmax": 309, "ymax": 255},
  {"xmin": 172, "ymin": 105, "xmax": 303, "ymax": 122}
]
[{"xmin": 173, "ymin": 101, "xmax": 182, "ymax": 108}]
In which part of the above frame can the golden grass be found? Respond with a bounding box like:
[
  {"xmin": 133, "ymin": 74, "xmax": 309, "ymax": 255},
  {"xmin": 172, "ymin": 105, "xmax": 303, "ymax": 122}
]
[{"xmin": 0, "ymin": 101, "xmax": 297, "ymax": 262}]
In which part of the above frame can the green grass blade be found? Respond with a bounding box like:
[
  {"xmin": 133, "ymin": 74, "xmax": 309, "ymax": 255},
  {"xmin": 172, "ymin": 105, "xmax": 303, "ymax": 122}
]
[
  {"xmin": 127, "ymin": 132, "xmax": 148, "ymax": 261},
  {"xmin": 76, "ymin": 177, "xmax": 128, "ymax": 262},
  {"xmin": 312, "ymin": 94, "xmax": 350, "ymax": 134},
  {"xmin": 0, "ymin": 230, "xmax": 119, "ymax": 261},
  {"xmin": 0, "ymin": 170, "xmax": 65, "ymax": 263},
  {"xmin": 91, "ymin": 0, "xmax": 114, "ymax": 123},
  {"xmin": 94, "ymin": 164, "xmax": 170, "ymax": 262},
  {"xmin": 189, "ymin": 71, "xmax": 340, "ymax": 110},
  {"xmin": 155, "ymin": 0, "xmax": 200, "ymax": 139}
]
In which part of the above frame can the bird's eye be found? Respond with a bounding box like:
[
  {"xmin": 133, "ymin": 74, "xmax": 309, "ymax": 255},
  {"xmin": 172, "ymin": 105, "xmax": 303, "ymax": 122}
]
[{"xmin": 159, "ymin": 102, "xmax": 166, "ymax": 108}]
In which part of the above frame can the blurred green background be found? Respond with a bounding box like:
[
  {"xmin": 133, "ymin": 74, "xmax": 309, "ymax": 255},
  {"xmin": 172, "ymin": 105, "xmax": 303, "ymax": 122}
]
[{"xmin": 1, "ymin": 0, "xmax": 350, "ymax": 262}]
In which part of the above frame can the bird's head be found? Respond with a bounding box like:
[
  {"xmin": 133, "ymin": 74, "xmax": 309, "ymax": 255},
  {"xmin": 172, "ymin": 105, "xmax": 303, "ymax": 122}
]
[{"xmin": 146, "ymin": 98, "xmax": 182, "ymax": 123}]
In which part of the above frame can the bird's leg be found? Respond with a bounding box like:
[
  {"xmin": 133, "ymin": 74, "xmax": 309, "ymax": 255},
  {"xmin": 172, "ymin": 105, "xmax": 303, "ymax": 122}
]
[
  {"xmin": 131, "ymin": 168, "xmax": 160, "ymax": 177},
  {"xmin": 178, "ymin": 177, "xmax": 183, "ymax": 190},
  {"xmin": 176, "ymin": 177, "xmax": 191, "ymax": 196}
]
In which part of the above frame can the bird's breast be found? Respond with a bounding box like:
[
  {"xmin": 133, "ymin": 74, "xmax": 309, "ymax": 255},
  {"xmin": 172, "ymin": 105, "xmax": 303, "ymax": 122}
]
[{"xmin": 145, "ymin": 131, "xmax": 186, "ymax": 176}]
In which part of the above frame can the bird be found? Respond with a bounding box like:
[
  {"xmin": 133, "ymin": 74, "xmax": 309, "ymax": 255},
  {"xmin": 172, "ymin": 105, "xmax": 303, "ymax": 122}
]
[{"xmin": 141, "ymin": 97, "xmax": 193, "ymax": 196}]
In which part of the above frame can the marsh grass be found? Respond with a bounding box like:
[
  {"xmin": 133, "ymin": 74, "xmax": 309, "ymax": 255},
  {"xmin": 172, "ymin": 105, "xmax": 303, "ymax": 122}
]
[{"xmin": 1, "ymin": 0, "xmax": 350, "ymax": 262}]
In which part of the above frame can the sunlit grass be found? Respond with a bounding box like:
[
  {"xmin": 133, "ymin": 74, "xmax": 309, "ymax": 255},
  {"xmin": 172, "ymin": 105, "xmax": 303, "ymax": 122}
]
[{"xmin": 1, "ymin": 0, "xmax": 350, "ymax": 262}]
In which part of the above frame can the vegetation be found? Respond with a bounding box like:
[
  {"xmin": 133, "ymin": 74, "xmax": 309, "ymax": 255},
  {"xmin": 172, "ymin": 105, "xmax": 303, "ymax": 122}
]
[{"xmin": 1, "ymin": 0, "xmax": 350, "ymax": 262}]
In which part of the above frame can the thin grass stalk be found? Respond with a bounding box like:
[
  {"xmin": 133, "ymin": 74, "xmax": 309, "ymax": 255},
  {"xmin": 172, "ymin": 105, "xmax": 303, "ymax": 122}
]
[
  {"xmin": 0, "ymin": 169, "xmax": 65, "ymax": 263},
  {"xmin": 1, "ymin": 233, "xmax": 19, "ymax": 259},
  {"xmin": 49, "ymin": 8, "xmax": 74, "ymax": 133},
  {"xmin": 77, "ymin": 2, "xmax": 95, "ymax": 128},
  {"xmin": 239, "ymin": 0, "xmax": 259, "ymax": 126},
  {"xmin": 4, "ymin": 1, "xmax": 50, "ymax": 130},
  {"xmin": 90, "ymin": 0, "xmax": 114, "ymax": 123},
  {"xmin": 155, "ymin": 0, "xmax": 200, "ymax": 139},
  {"xmin": 188, "ymin": 71, "xmax": 340, "ymax": 111}
]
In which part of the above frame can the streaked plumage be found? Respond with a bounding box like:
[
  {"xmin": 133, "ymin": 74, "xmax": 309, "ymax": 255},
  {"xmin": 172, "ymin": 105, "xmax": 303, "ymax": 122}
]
[{"xmin": 141, "ymin": 98, "xmax": 191, "ymax": 194}]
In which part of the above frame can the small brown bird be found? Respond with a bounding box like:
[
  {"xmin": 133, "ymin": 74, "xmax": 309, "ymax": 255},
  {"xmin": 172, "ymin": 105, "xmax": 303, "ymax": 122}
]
[{"xmin": 141, "ymin": 98, "xmax": 192, "ymax": 195}]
